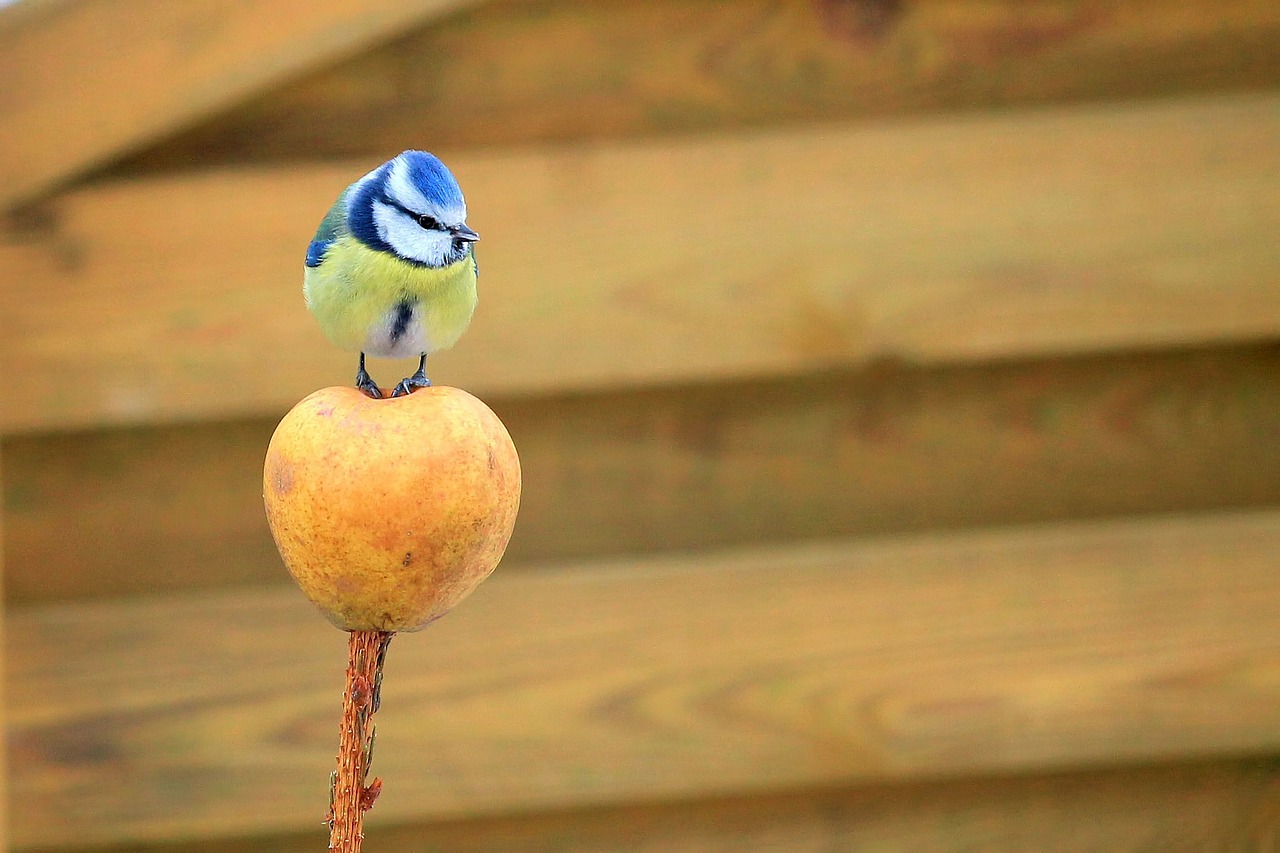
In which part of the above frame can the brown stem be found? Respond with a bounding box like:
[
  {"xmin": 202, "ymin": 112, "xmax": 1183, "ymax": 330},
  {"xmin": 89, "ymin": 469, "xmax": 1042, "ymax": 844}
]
[{"xmin": 328, "ymin": 629, "xmax": 394, "ymax": 852}]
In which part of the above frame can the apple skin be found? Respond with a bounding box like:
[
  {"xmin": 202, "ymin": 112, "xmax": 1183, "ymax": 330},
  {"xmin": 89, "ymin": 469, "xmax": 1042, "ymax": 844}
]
[{"xmin": 264, "ymin": 385, "xmax": 520, "ymax": 632}]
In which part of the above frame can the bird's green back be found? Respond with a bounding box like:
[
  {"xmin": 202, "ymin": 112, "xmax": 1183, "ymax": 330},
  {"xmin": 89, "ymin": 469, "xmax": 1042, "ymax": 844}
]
[{"xmin": 314, "ymin": 188, "xmax": 351, "ymax": 244}]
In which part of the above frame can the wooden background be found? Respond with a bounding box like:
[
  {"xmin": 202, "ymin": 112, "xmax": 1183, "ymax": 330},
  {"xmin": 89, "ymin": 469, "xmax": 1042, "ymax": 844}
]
[{"xmin": 3, "ymin": 0, "xmax": 1280, "ymax": 849}]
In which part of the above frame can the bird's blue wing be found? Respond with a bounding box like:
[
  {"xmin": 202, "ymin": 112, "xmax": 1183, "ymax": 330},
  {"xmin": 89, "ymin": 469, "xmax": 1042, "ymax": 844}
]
[
  {"xmin": 305, "ymin": 239, "xmax": 332, "ymax": 268},
  {"xmin": 305, "ymin": 189, "xmax": 351, "ymax": 268}
]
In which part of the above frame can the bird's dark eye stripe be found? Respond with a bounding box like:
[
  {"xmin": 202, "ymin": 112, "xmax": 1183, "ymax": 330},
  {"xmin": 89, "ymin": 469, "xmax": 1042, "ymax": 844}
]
[{"xmin": 414, "ymin": 213, "xmax": 443, "ymax": 230}]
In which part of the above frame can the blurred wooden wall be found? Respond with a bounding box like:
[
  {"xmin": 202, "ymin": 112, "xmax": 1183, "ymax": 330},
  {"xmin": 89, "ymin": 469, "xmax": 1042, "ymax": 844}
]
[{"xmin": 3, "ymin": 0, "xmax": 1280, "ymax": 849}]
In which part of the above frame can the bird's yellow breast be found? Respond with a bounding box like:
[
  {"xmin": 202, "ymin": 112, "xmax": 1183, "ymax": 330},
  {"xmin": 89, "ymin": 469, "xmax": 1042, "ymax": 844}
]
[{"xmin": 304, "ymin": 236, "xmax": 477, "ymax": 356}]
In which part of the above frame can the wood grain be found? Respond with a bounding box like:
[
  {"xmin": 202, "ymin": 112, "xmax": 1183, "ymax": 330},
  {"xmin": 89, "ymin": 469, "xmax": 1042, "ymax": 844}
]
[
  {"xmin": 56, "ymin": 760, "xmax": 1280, "ymax": 852},
  {"xmin": 3, "ymin": 93, "xmax": 1279, "ymax": 434},
  {"xmin": 6, "ymin": 344, "xmax": 1280, "ymax": 604},
  {"xmin": 9, "ymin": 509, "xmax": 1280, "ymax": 848},
  {"xmin": 118, "ymin": 0, "xmax": 1280, "ymax": 170},
  {"xmin": 0, "ymin": 0, "xmax": 481, "ymax": 208},
  {"xmin": 0, "ymin": 452, "xmax": 7, "ymax": 851}
]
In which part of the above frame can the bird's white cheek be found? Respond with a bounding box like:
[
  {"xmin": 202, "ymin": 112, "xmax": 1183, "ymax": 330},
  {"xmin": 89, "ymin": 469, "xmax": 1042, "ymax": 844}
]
[{"xmin": 372, "ymin": 201, "xmax": 451, "ymax": 265}]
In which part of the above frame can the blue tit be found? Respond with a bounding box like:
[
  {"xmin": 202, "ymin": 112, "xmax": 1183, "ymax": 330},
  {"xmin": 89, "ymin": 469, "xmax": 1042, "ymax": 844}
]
[{"xmin": 304, "ymin": 150, "xmax": 480, "ymax": 398}]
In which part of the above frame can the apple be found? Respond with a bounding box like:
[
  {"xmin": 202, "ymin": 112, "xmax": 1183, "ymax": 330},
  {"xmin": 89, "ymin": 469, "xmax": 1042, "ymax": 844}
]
[{"xmin": 264, "ymin": 385, "xmax": 520, "ymax": 632}]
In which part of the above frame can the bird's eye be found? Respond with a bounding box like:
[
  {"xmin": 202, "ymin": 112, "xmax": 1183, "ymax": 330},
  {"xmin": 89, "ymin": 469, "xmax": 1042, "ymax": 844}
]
[{"xmin": 414, "ymin": 213, "xmax": 443, "ymax": 231}]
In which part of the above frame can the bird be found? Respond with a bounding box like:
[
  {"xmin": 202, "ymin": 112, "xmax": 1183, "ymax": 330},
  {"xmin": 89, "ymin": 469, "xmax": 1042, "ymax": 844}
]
[{"xmin": 303, "ymin": 150, "xmax": 480, "ymax": 399}]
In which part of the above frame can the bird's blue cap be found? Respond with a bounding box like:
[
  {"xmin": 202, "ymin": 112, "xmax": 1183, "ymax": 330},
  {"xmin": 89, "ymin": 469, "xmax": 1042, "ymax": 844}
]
[
  {"xmin": 347, "ymin": 150, "xmax": 467, "ymax": 253},
  {"xmin": 396, "ymin": 150, "xmax": 465, "ymax": 210}
]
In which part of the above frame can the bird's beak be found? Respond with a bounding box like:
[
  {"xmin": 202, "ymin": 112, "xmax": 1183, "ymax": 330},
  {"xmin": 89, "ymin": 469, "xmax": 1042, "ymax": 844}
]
[{"xmin": 451, "ymin": 224, "xmax": 480, "ymax": 242}]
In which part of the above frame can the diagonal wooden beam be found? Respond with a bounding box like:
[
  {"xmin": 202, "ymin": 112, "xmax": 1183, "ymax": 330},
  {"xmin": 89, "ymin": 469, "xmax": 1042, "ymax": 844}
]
[
  {"xmin": 0, "ymin": 0, "xmax": 481, "ymax": 209},
  {"xmin": 120, "ymin": 0, "xmax": 1280, "ymax": 170}
]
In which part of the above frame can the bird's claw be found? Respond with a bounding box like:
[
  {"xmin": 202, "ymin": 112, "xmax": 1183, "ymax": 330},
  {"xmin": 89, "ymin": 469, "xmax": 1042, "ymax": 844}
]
[
  {"xmin": 391, "ymin": 355, "xmax": 431, "ymax": 397},
  {"xmin": 390, "ymin": 374, "xmax": 431, "ymax": 398},
  {"xmin": 355, "ymin": 354, "xmax": 383, "ymax": 399}
]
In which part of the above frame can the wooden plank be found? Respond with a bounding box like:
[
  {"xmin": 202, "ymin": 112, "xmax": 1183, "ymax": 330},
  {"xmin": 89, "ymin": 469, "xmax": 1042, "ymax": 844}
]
[
  {"xmin": 0, "ymin": 451, "xmax": 7, "ymax": 851},
  {"xmin": 9, "ymin": 509, "xmax": 1280, "ymax": 848},
  {"xmin": 3, "ymin": 93, "xmax": 1279, "ymax": 434},
  {"xmin": 6, "ymin": 344, "xmax": 1280, "ymax": 604},
  {"xmin": 58, "ymin": 760, "xmax": 1280, "ymax": 852},
  {"xmin": 0, "ymin": 0, "xmax": 481, "ymax": 208},
  {"xmin": 118, "ymin": 0, "xmax": 1280, "ymax": 170}
]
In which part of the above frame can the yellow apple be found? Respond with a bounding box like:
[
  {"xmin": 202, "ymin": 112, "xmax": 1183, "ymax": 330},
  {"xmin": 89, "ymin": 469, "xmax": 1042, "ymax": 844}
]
[{"xmin": 264, "ymin": 385, "xmax": 520, "ymax": 632}]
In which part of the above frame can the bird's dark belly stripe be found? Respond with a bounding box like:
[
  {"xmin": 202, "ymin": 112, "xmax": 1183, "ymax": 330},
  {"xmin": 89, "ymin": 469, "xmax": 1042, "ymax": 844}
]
[{"xmin": 390, "ymin": 300, "xmax": 414, "ymax": 342}]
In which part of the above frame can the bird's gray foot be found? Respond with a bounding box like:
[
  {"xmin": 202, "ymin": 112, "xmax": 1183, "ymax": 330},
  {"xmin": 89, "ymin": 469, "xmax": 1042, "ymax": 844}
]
[
  {"xmin": 356, "ymin": 352, "xmax": 383, "ymax": 399},
  {"xmin": 391, "ymin": 354, "xmax": 431, "ymax": 397}
]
